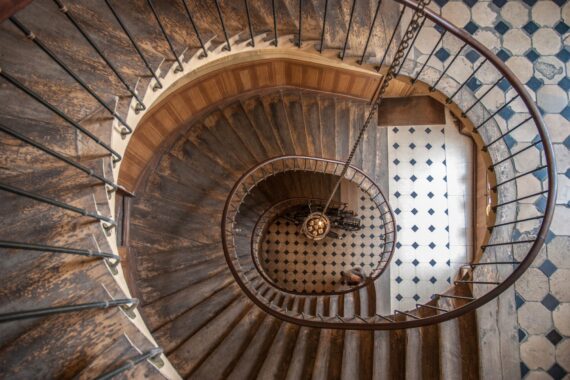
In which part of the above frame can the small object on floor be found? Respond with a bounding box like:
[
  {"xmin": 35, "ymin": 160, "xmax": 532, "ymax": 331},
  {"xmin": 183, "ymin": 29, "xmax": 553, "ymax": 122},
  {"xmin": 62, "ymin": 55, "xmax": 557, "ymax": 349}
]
[{"xmin": 340, "ymin": 268, "xmax": 366, "ymax": 286}]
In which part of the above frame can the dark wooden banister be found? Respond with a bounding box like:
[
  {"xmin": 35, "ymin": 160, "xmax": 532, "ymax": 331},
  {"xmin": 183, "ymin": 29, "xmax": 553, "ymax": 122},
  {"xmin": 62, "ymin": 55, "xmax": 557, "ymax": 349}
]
[{"xmin": 220, "ymin": 0, "xmax": 557, "ymax": 330}]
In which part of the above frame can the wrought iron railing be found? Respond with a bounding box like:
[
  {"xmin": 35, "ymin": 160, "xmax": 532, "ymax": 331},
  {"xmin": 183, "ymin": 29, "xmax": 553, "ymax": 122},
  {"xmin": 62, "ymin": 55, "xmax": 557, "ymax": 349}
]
[
  {"xmin": 217, "ymin": 0, "xmax": 556, "ymax": 329},
  {"xmin": 0, "ymin": 0, "xmax": 556, "ymax": 342},
  {"xmin": 222, "ymin": 155, "xmax": 397, "ymax": 325},
  {"xmin": 248, "ymin": 192, "xmax": 394, "ymax": 293}
]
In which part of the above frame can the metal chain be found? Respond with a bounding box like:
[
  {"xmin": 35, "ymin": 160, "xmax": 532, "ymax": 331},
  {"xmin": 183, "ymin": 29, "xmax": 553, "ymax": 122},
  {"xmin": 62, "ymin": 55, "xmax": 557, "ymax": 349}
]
[{"xmin": 321, "ymin": 0, "xmax": 431, "ymax": 215}]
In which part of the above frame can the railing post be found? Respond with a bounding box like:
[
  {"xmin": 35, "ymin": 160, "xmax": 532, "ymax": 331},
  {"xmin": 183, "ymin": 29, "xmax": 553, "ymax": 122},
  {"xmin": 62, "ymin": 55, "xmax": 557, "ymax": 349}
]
[
  {"xmin": 9, "ymin": 17, "xmax": 134, "ymax": 134},
  {"xmin": 358, "ymin": 0, "xmax": 382, "ymax": 65},
  {"xmin": 339, "ymin": 0, "xmax": 357, "ymax": 60},
  {"xmin": 104, "ymin": 0, "xmax": 163, "ymax": 90},
  {"xmin": 53, "ymin": 0, "xmax": 146, "ymax": 112},
  {"xmin": 146, "ymin": 0, "xmax": 184, "ymax": 72}
]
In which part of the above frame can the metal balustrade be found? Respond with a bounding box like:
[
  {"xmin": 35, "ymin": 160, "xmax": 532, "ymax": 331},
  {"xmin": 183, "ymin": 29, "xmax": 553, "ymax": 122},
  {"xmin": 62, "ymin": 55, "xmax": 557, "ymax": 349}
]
[
  {"xmin": 0, "ymin": 298, "xmax": 138, "ymax": 323},
  {"xmin": 95, "ymin": 348, "xmax": 164, "ymax": 380},
  {"xmin": 216, "ymin": 0, "xmax": 555, "ymax": 329},
  {"xmin": 0, "ymin": 0, "xmax": 556, "ymax": 336},
  {"xmin": 222, "ymin": 155, "xmax": 398, "ymax": 328}
]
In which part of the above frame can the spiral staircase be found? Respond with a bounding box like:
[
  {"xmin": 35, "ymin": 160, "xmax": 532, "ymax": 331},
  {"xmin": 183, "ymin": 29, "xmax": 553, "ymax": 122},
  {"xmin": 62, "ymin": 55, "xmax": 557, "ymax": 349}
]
[{"xmin": 0, "ymin": 0, "xmax": 557, "ymax": 379}]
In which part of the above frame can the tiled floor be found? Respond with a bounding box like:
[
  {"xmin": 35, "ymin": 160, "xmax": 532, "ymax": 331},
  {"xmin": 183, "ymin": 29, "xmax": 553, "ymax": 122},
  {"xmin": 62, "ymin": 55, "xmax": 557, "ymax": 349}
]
[
  {"xmin": 259, "ymin": 189, "xmax": 387, "ymax": 294},
  {"xmin": 387, "ymin": 119, "xmax": 473, "ymax": 311},
  {"xmin": 413, "ymin": 1, "xmax": 570, "ymax": 378}
]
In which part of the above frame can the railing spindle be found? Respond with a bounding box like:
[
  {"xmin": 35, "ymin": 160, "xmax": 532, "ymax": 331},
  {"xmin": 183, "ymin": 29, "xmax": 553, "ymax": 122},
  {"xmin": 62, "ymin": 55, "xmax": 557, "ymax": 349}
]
[
  {"xmin": 271, "ymin": 0, "xmax": 278, "ymax": 46},
  {"xmin": 339, "ymin": 0, "xmax": 357, "ymax": 60},
  {"xmin": 475, "ymin": 95, "xmax": 520, "ymax": 130},
  {"xmin": 0, "ymin": 69, "xmax": 122, "ymax": 162},
  {"xmin": 9, "ymin": 17, "xmax": 134, "ymax": 134},
  {"xmin": 214, "ymin": 0, "xmax": 231, "ymax": 51},
  {"xmin": 461, "ymin": 76, "xmax": 503, "ymax": 116},
  {"xmin": 446, "ymin": 58, "xmax": 487, "ymax": 103},
  {"xmin": 319, "ymin": 0, "xmax": 329, "ymax": 53},
  {"xmin": 244, "ymin": 0, "xmax": 255, "ymax": 47},
  {"xmin": 412, "ymin": 29, "xmax": 446, "ymax": 83},
  {"xmin": 377, "ymin": 7, "xmax": 405, "ymax": 71},
  {"xmin": 104, "ymin": 0, "xmax": 163, "ymax": 90},
  {"xmin": 0, "ymin": 183, "xmax": 116, "ymax": 227},
  {"xmin": 0, "ymin": 123, "xmax": 126, "ymax": 192},
  {"xmin": 53, "ymin": 0, "xmax": 146, "ymax": 111},
  {"xmin": 181, "ymin": 0, "xmax": 208, "ymax": 57},
  {"xmin": 0, "ymin": 299, "xmax": 138, "ymax": 323},
  {"xmin": 95, "ymin": 348, "xmax": 163, "ymax": 380},
  {"xmin": 358, "ymin": 0, "xmax": 382, "ymax": 65},
  {"xmin": 297, "ymin": 0, "xmax": 303, "ymax": 47},
  {"xmin": 429, "ymin": 43, "xmax": 467, "ymax": 91},
  {"xmin": 146, "ymin": 0, "xmax": 184, "ymax": 71}
]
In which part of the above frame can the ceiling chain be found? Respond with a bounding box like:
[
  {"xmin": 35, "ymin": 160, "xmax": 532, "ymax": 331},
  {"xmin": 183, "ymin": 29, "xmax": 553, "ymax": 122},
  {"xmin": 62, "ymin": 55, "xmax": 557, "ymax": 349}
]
[{"xmin": 321, "ymin": 0, "xmax": 432, "ymax": 215}]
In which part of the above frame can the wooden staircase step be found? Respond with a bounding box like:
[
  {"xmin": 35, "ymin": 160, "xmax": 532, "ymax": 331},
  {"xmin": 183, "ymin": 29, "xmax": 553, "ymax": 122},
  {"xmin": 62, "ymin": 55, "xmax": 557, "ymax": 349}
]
[
  {"xmin": 167, "ymin": 296, "xmax": 253, "ymax": 377},
  {"xmin": 141, "ymin": 270, "xmax": 234, "ymax": 330},
  {"xmin": 190, "ymin": 305, "xmax": 266, "ymax": 380},
  {"xmin": 301, "ymin": 93, "xmax": 323, "ymax": 158},
  {"xmin": 318, "ymin": 97, "xmax": 338, "ymax": 160},
  {"xmin": 372, "ymin": 331, "xmax": 390, "ymax": 380},
  {"xmin": 222, "ymin": 102, "xmax": 270, "ymax": 163},
  {"xmin": 261, "ymin": 93, "xmax": 297, "ymax": 156},
  {"xmin": 133, "ymin": 242, "xmax": 223, "ymax": 278},
  {"xmin": 0, "ymin": 299, "xmax": 144, "ymax": 379},
  {"xmin": 335, "ymin": 100, "xmax": 350, "ymax": 162},
  {"xmin": 240, "ymin": 97, "xmax": 285, "ymax": 157},
  {"xmin": 226, "ymin": 314, "xmax": 282, "ymax": 380},
  {"xmin": 156, "ymin": 151, "xmax": 233, "ymax": 193},
  {"xmin": 348, "ymin": 102, "xmax": 365, "ymax": 170},
  {"xmin": 256, "ymin": 321, "xmax": 301, "ymax": 380},
  {"xmin": 153, "ymin": 283, "xmax": 241, "ymax": 354},
  {"xmin": 137, "ymin": 256, "xmax": 227, "ymax": 305},
  {"xmin": 284, "ymin": 303, "xmax": 320, "ymax": 380},
  {"xmin": 283, "ymin": 92, "xmax": 310, "ymax": 156},
  {"xmin": 203, "ymin": 110, "xmax": 259, "ymax": 170},
  {"xmin": 73, "ymin": 334, "xmax": 165, "ymax": 380},
  {"xmin": 183, "ymin": 123, "xmax": 246, "ymax": 179},
  {"xmin": 145, "ymin": 173, "xmax": 224, "ymax": 210}
]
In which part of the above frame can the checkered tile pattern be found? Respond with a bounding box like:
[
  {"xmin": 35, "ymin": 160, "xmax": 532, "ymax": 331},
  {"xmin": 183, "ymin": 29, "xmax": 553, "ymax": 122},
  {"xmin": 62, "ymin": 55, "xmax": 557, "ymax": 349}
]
[
  {"xmin": 418, "ymin": 1, "xmax": 570, "ymax": 378},
  {"xmin": 387, "ymin": 125, "xmax": 473, "ymax": 311},
  {"xmin": 259, "ymin": 190, "xmax": 386, "ymax": 293}
]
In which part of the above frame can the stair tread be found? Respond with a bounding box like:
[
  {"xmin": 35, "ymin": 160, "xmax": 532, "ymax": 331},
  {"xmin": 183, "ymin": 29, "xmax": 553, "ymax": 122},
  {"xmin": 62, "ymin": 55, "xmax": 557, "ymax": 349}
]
[
  {"xmin": 256, "ymin": 321, "xmax": 300, "ymax": 380},
  {"xmin": 153, "ymin": 283, "xmax": 241, "ymax": 355},
  {"xmin": 167, "ymin": 296, "xmax": 253, "ymax": 377},
  {"xmin": 190, "ymin": 304, "xmax": 266, "ymax": 380},
  {"xmin": 141, "ymin": 270, "xmax": 234, "ymax": 331}
]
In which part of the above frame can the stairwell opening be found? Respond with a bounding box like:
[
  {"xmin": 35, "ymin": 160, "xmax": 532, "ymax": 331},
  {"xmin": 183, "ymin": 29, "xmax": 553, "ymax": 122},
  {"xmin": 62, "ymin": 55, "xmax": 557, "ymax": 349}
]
[{"xmin": 235, "ymin": 167, "xmax": 394, "ymax": 295}]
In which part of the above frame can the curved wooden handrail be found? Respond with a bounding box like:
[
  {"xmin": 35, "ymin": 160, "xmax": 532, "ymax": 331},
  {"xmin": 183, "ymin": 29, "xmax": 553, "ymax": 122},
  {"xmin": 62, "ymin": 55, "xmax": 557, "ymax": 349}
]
[
  {"xmin": 248, "ymin": 195, "xmax": 391, "ymax": 296},
  {"xmin": 221, "ymin": 156, "xmax": 397, "ymax": 322},
  {"xmin": 220, "ymin": 0, "xmax": 557, "ymax": 330}
]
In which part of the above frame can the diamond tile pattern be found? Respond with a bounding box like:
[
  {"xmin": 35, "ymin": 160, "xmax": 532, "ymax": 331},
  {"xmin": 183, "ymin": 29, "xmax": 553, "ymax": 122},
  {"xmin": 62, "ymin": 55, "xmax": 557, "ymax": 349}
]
[
  {"xmin": 351, "ymin": 0, "xmax": 568, "ymax": 374},
  {"xmin": 259, "ymin": 190, "xmax": 386, "ymax": 294},
  {"xmin": 388, "ymin": 125, "xmax": 472, "ymax": 310}
]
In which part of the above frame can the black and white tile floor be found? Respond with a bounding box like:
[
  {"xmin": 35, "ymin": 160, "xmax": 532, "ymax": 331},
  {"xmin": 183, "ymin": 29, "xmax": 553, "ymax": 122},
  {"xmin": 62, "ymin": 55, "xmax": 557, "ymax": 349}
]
[
  {"xmin": 388, "ymin": 122, "xmax": 473, "ymax": 311},
  {"xmin": 259, "ymin": 190, "xmax": 387, "ymax": 294}
]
